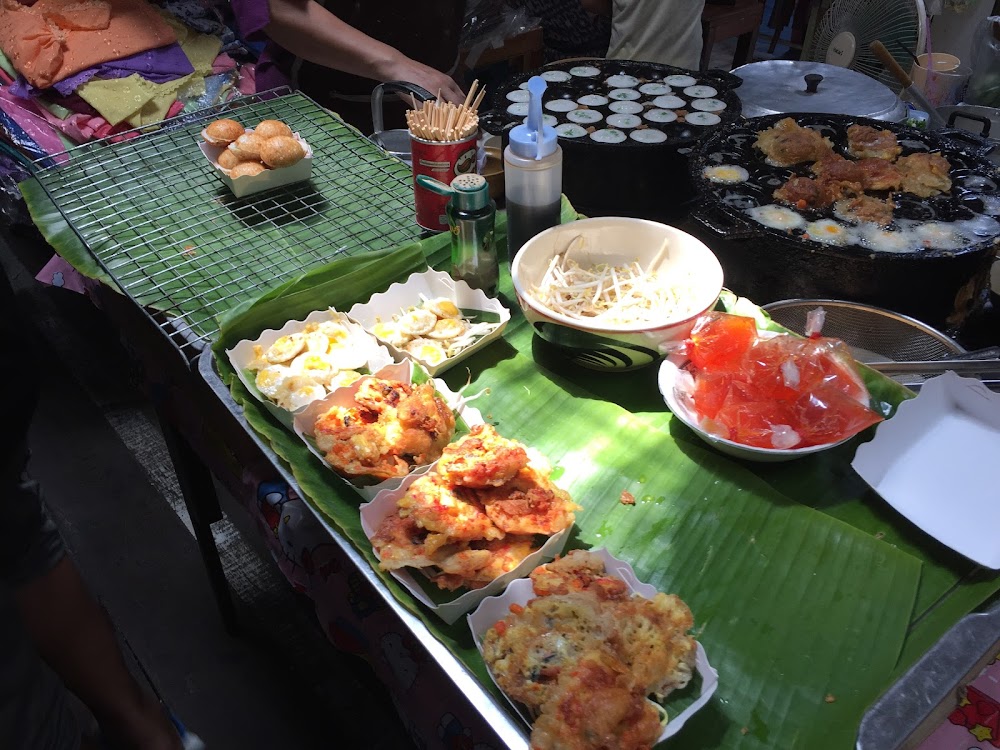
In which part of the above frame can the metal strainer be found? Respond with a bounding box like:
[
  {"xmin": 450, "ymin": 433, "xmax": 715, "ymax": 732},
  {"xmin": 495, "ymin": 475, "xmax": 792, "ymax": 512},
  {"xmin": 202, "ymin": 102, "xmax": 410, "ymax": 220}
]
[{"xmin": 762, "ymin": 299, "xmax": 965, "ymax": 363}]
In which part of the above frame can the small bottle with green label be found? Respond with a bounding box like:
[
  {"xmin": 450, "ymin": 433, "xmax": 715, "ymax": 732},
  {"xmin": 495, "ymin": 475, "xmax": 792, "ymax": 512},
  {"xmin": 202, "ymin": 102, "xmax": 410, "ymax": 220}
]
[{"xmin": 417, "ymin": 173, "xmax": 498, "ymax": 295}]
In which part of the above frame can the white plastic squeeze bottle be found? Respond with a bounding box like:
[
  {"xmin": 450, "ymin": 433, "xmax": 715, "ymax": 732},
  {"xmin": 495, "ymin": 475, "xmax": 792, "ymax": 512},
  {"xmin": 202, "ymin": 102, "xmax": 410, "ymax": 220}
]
[{"xmin": 504, "ymin": 75, "xmax": 562, "ymax": 263}]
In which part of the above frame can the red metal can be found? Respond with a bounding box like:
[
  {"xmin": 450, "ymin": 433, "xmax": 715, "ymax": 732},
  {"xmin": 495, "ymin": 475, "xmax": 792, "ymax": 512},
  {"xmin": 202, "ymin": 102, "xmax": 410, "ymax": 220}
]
[{"xmin": 411, "ymin": 134, "xmax": 478, "ymax": 231}]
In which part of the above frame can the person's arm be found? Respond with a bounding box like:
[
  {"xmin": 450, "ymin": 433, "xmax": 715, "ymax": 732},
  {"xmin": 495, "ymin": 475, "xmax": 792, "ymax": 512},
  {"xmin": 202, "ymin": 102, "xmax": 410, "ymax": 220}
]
[
  {"xmin": 14, "ymin": 558, "xmax": 182, "ymax": 750},
  {"xmin": 265, "ymin": 0, "xmax": 465, "ymax": 103}
]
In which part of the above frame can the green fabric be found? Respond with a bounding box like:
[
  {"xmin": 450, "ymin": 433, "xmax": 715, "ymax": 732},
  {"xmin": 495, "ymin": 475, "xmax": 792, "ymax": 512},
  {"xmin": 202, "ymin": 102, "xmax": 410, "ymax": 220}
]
[{"xmin": 209, "ymin": 200, "xmax": 997, "ymax": 749}]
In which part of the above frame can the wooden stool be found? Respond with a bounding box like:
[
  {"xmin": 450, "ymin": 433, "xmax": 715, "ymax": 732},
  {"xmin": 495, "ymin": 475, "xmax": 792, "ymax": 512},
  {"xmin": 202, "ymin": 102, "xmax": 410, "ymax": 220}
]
[{"xmin": 701, "ymin": 0, "xmax": 766, "ymax": 70}]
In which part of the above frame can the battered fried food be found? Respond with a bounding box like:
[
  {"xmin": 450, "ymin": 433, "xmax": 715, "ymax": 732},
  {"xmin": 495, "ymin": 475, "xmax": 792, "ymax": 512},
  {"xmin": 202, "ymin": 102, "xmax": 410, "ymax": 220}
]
[
  {"xmin": 857, "ymin": 157, "xmax": 903, "ymax": 191},
  {"xmin": 530, "ymin": 549, "xmax": 629, "ymax": 600},
  {"xmin": 371, "ymin": 512, "xmax": 462, "ymax": 571},
  {"xmin": 482, "ymin": 592, "xmax": 613, "ymax": 708},
  {"xmin": 754, "ymin": 117, "xmax": 834, "ymax": 166},
  {"xmin": 773, "ymin": 176, "xmax": 837, "ymax": 210},
  {"xmin": 476, "ymin": 463, "xmax": 580, "ymax": 536},
  {"xmin": 431, "ymin": 535, "xmax": 540, "ymax": 591},
  {"xmin": 313, "ymin": 378, "xmax": 454, "ymax": 480},
  {"xmin": 370, "ymin": 426, "xmax": 577, "ymax": 592},
  {"xmin": 614, "ymin": 593, "xmax": 697, "ymax": 700},
  {"xmin": 436, "ymin": 424, "xmax": 529, "ymax": 488},
  {"xmin": 397, "ymin": 471, "xmax": 504, "ymax": 548},
  {"xmin": 834, "ymin": 194, "xmax": 896, "ymax": 227},
  {"xmin": 846, "ymin": 124, "xmax": 902, "ymax": 161},
  {"xmin": 530, "ymin": 651, "xmax": 664, "ymax": 750},
  {"xmin": 811, "ymin": 153, "xmax": 865, "ymax": 185},
  {"xmin": 897, "ymin": 152, "xmax": 953, "ymax": 198},
  {"xmin": 482, "ymin": 551, "xmax": 699, "ymax": 750}
]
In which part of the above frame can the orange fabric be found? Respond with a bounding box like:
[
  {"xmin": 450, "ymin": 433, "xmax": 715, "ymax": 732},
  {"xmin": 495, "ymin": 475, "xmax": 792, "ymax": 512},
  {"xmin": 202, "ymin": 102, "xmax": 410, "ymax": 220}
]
[{"xmin": 0, "ymin": 0, "xmax": 176, "ymax": 89}]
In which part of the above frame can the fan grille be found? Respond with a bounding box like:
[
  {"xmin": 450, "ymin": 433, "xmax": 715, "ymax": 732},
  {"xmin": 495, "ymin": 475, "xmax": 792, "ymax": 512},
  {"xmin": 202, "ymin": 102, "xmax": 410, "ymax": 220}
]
[{"xmin": 805, "ymin": 0, "xmax": 926, "ymax": 92}]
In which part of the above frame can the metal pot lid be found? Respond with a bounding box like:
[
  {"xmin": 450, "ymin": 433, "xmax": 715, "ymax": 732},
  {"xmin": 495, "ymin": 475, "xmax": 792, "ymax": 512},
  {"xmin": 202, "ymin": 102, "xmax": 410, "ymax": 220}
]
[{"xmin": 732, "ymin": 61, "xmax": 907, "ymax": 122}]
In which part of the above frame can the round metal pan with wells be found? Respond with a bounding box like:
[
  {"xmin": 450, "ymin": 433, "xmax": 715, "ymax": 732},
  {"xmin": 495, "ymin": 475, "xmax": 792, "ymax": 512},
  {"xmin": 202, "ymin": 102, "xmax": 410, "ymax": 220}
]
[
  {"xmin": 480, "ymin": 59, "xmax": 742, "ymax": 220},
  {"xmin": 689, "ymin": 113, "xmax": 1000, "ymax": 330}
]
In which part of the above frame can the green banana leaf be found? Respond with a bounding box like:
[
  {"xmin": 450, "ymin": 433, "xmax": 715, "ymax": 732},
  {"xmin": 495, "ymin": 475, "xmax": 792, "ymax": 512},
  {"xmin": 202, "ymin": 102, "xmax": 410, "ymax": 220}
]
[{"xmin": 213, "ymin": 210, "xmax": 939, "ymax": 749}]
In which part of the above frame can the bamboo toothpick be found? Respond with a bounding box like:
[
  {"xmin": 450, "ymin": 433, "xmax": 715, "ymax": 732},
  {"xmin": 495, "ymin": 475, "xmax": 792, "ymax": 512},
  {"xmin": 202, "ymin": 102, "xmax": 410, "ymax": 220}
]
[{"xmin": 405, "ymin": 85, "xmax": 486, "ymax": 142}]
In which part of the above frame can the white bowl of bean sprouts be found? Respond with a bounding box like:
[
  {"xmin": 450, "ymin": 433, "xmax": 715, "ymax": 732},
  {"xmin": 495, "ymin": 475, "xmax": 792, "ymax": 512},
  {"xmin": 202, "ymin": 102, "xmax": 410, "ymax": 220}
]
[{"xmin": 511, "ymin": 217, "xmax": 724, "ymax": 370}]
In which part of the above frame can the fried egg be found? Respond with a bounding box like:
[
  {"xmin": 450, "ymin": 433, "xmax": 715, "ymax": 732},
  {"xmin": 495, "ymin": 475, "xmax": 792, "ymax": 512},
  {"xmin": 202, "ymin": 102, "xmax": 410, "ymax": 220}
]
[
  {"xmin": 746, "ymin": 205, "xmax": 806, "ymax": 231},
  {"xmin": 323, "ymin": 343, "xmax": 369, "ymax": 371},
  {"xmin": 315, "ymin": 320, "xmax": 350, "ymax": 342},
  {"xmin": 423, "ymin": 297, "xmax": 461, "ymax": 318},
  {"xmin": 426, "ymin": 318, "xmax": 469, "ymax": 341},
  {"xmin": 371, "ymin": 321, "xmax": 410, "ymax": 348},
  {"xmin": 290, "ymin": 352, "xmax": 336, "ymax": 384},
  {"xmin": 858, "ymin": 226, "xmax": 914, "ymax": 253},
  {"xmin": 255, "ymin": 365, "xmax": 289, "ymax": 398},
  {"xmin": 917, "ymin": 222, "xmax": 963, "ymax": 250},
  {"xmin": 304, "ymin": 331, "xmax": 330, "ymax": 353},
  {"xmin": 405, "ymin": 338, "xmax": 448, "ymax": 367},
  {"xmin": 398, "ymin": 308, "xmax": 437, "ymax": 336},
  {"xmin": 703, "ymin": 165, "xmax": 749, "ymax": 184},
  {"xmin": 805, "ymin": 219, "xmax": 852, "ymax": 245},
  {"xmin": 329, "ymin": 370, "xmax": 363, "ymax": 390},
  {"xmin": 265, "ymin": 333, "xmax": 305, "ymax": 363},
  {"xmin": 274, "ymin": 375, "xmax": 326, "ymax": 410}
]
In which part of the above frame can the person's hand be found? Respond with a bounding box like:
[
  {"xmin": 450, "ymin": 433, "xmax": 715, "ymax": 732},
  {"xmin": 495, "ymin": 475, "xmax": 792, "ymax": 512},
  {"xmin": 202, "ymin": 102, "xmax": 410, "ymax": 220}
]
[{"xmin": 378, "ymin": 55, "xmax": 465, "ymax": 104}]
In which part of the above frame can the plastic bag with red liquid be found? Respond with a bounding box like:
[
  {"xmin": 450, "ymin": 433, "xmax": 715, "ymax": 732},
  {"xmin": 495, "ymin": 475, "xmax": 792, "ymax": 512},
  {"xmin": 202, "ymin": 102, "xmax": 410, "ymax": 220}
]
[{"xmin": 684, "ymin": 312, "xmax": 883, "ymax": 449}]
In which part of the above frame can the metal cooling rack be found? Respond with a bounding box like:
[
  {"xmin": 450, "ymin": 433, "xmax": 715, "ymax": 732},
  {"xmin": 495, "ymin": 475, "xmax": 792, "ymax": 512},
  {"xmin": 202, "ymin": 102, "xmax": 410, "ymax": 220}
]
[{"xmin": 32, "ymin": 90, "xmax": 425, "ymax": 361}]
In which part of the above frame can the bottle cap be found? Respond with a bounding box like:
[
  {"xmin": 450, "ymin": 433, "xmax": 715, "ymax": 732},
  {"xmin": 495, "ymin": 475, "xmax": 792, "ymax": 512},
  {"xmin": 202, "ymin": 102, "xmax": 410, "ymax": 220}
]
[
  {"xmin": 450, "ymin": 173, "xmax": 489, "ymax": 211},
  {"xmin": 508, "ymin": 76, "xmax": 558, "ymax": 160}
]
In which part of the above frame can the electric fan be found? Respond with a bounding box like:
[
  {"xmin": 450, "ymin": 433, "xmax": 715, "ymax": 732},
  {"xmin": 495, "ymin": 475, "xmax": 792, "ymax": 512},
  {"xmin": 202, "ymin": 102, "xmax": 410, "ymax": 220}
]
[{"xmin": 804, "ymin": 0, "xmax": 927, "ymax": 91}]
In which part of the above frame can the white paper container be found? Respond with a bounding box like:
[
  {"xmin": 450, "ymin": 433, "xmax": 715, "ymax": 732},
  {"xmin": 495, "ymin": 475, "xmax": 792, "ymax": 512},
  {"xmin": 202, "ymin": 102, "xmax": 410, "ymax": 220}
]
[
  {"xmin": 467, "ymin": 548, "xmax": 719, "ymax": 741},
  {"xmin": 226, "ymin": 308, "xmax": 393, "ymax": 429},
  {"xmin": 852, "ymin": 372, "xmax": 1000, "ymax": 568},
  {"xmin": 360, "ymin": 471, "xmax": 571, "ymax": 624},
  {"xmin": 347, "ymin": 269, "xmax": 511, "ymax": 377},
  {"xmin": 199, "ymin": 130, "xmax": 313, "ymax": 198},
  {"xmin": 293, "ymin": 361, "xmax": 485, "ymax": 501},
  {"xmin": 658, "ymin": 355, "xmax": 852, "ymax": 462}
]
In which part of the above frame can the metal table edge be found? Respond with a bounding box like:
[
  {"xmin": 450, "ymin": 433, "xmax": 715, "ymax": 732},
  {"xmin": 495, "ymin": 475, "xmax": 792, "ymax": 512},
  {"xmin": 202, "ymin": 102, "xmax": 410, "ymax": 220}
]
[
  {"xmin": 196, "ymin": 348, "xmax": 529, "ymax": 749},
  {"xmin": 857, "ymin": 601, "xmax": 1000, "ymax": 750}
]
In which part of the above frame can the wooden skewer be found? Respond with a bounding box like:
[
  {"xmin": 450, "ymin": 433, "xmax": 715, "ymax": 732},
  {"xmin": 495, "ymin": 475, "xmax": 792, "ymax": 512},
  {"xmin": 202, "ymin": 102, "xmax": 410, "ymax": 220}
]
[
  {"xmin": 470, "ymin": 88, "xmax": 486, "ymax": 113},
  {"xmin": 461, "ymin": 79, "xmax": 479, "ymax": 111}
]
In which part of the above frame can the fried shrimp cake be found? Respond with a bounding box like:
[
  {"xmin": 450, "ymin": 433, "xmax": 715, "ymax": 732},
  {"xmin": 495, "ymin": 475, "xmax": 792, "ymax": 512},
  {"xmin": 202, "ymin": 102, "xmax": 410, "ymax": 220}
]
[
  {"xmin": 846, "ymin": 124, "xmax": 902, "ymax": 161},
  {"xmin": 371, "ymin": 512, "xmax": 466, "ymax": 571},
  {"xmin": 477, "ymin": 464, "xmax": 579, "ymax": 536},
  {"xmin": 754, "ymin": 117, "xmax": 833, "ymax": 166},
  {"xmin": 483, "ymin": 592, "xmax": 610, "ymax": 709},
  {"xmin": 431, "ymin": 535, "xmax": 539, "ymax": 591},
  {"xmin": 436, "ymin": 424, "xmax": 529, "ymax": 488},
  {"xmin": 857, "ymin": 157, "xmax": 903, "ymax": 191},
  {"xmin": 397, "ymin": 472, "xmax": 504, "ymax": 547},
  {"xmin": 314, "ymin": 378, "xmax": 455, "ymax": 480},
  {"xmin": 897, "ymin": 152, "xmax": 952, "ymax": 198},
  {"xmin": 394, "ymin": 382, "xmax": 456, "ymax": 464},
  {"xmin": 530, "ymin": 551, "xmax": 630, "ymax": 601},
  {"xmin": 615, "ymin": 593, "xmax": 697, "ymax": 700},
  {"xmin": 313, "ymin": 403, "xmax": 409, "ymax": 480},
  {"xmin": 530, "ymin": 650, "xmax": 663, "ymax": 750},
  {"xmin": 834, "ymin": 194, "xmax": 896, "ymax": 227}
]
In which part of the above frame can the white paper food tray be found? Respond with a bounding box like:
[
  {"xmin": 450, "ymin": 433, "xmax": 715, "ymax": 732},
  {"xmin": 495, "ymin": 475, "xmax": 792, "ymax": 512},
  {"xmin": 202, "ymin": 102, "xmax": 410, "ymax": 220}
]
[
  {"xmin": 852, "ymin": 372, "xmax": 1000, "ymax": 569},
  {"xmin": 226, "ymin": 308, "xmax": 393, "ymax": 429},
  {"xmin": 360, "ymin": 471, "xmax": 571, "ymax": 625},
  {"xmin": 467, "ymin": 547, "xmax": 719, "ymax": 742},
  {"xmin": 293, "ymin": 361, "xmax": 485, "ymax": 501},
  {"xmin": 199, "ymin": 130, "xmax": 313, "ymax": 198},
  {"xmin": 347, "ymin": 269, "xmax": 510, "ymax": 377}
]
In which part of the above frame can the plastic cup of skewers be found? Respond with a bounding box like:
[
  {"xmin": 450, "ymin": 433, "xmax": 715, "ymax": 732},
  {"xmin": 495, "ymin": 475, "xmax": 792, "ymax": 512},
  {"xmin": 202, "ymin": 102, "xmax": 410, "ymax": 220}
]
[{"xmin": 511, "ymin": 217, "xmax": 724, "ymax": 371}]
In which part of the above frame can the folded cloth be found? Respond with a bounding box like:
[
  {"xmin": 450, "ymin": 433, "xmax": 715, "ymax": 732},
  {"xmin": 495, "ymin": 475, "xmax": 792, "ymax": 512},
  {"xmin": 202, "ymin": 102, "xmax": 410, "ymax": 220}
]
[
  {"xmin": 0, "ymin": 0, "xmax": 177, "ymax": 89},
  {"xmin": 9, "ymin": 42, "xmax": 195, "ymax": 98},
  {"xmin": 76, "ymin": 72, "xmax": 193, "ymax": 126}
]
